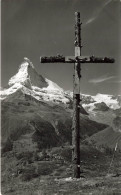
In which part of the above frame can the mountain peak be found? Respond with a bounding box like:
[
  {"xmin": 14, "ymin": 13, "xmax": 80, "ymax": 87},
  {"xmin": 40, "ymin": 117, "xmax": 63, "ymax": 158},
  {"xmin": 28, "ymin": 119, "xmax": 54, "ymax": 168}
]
[
  {"xmin": 0, "ymin": 58, "xmax": 65, "ymax": 101},
  {"xmin": 8, "ymin": 58, "xmax": 48, "ymax": 89},
  {"xmin": 23, "ymin": 57, "xmax": 34, "ymax": 69}
]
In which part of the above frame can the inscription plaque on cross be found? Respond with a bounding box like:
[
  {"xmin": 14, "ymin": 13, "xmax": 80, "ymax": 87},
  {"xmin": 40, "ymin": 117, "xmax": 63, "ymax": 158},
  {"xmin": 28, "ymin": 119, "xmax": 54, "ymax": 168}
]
[{"xmin": 40, "ymin": 12, "xmax": 115, "ymax": 178}]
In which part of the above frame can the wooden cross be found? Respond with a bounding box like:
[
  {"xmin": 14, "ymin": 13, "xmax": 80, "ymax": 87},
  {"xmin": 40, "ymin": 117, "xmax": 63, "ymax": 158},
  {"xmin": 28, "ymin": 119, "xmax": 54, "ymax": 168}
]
[{"xmin": 40, "ymin": 12, "xmax": 115, "ymax": 178}]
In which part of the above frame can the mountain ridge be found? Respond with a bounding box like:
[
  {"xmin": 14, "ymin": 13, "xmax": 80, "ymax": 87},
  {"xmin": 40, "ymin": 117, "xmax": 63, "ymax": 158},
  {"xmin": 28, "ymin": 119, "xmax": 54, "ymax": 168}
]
[
  {"xmin": 1, "ymin": 58, "xmax": 121, "ymax": 153},
  {"xmin": 1, "ymin": 58, "xmax": 121, "ymax": 109}
]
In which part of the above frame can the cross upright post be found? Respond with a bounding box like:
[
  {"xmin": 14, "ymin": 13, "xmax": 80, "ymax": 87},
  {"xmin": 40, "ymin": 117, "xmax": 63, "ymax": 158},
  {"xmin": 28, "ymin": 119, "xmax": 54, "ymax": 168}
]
[
  {"xmin": 40, "ymin": 12, "xmax": 115, "ymax": 178},
  {"xmin": 72, "ymin": 12, "xmax": 81, "ymax": 178}
]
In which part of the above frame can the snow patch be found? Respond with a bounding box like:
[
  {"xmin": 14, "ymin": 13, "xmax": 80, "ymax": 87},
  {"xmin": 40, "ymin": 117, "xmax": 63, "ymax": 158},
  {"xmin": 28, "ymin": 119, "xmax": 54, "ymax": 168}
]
[
  {"xmin": 43, "ymin": 78, "xmax": 63, "ymax": 92},
  {"xmin": 83, "ymin": 103, "xmax": 96, "ymax": 112},
  {"xmin": 93, "ymin": 93, "xmax": 120, "ymax": 109},
  {"xmin": 82, "ymin": 93, "xmax": 120, "ymax": 111},
  {"xmin": 0, "ymin": 83, "xmax": 23, "ymax": 98},
  {"xmin": 8, "ymin": 62, "xmax": 30, "ymax": 86}
]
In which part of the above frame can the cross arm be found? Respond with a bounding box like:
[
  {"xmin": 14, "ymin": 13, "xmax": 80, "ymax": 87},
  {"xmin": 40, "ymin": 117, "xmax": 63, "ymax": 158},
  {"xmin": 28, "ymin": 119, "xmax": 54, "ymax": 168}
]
[{"xmin": 40, "ymin": 55, "xmax": 115, "ymax": 63}]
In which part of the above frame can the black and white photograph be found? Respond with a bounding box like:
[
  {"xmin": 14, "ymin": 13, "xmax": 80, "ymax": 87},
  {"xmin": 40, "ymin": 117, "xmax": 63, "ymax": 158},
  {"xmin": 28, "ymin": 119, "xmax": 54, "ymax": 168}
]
[{"xmin": 1, "ymin": 0, "xmax": 121, "ymax": 194}]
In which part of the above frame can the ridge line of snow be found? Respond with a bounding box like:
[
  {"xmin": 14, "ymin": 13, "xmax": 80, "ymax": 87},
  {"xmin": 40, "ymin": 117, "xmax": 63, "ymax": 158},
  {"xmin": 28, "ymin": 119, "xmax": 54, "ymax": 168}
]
[{"xmin": 43, "ymin": 78, "xmax": 63, "ymax": 92}]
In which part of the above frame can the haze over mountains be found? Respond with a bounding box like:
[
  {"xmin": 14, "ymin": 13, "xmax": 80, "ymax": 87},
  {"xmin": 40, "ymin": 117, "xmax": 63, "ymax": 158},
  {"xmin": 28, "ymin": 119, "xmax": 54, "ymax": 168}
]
[{"xmin": 1, "ymin": 58, "xmax": 121, "ymax": 153}]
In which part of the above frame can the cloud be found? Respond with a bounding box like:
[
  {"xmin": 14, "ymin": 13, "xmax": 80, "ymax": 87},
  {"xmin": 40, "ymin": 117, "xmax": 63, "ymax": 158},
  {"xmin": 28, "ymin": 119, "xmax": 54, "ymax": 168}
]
[
  {"xmin": 89, "ymin": 75, "xmax": 116, "ymax": 84},
  {"xmin": 85, "ymin": 17, "xmax": 96, "ymax": 25},
  {"xmin": 104, "ymin": 0, "xmax": 112, "ymax": 6},
  {"xmin": 85, "ymin": 0, "xmax": 112, "ymax": 26}
]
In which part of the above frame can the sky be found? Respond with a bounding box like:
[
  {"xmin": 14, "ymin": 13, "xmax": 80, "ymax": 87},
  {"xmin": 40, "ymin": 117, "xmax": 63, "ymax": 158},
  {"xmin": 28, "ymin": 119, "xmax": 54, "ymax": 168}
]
[{"xmin": 1, "ymin": 0, "xmax": 121, "ymax": 95}]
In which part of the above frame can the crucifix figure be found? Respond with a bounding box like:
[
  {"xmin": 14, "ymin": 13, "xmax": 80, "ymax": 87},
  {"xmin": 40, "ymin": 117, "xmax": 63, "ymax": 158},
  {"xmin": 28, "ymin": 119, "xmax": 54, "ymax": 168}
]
[{"xmin": 40, "ymin": 12, "xmax": 115, "ymax": 178}]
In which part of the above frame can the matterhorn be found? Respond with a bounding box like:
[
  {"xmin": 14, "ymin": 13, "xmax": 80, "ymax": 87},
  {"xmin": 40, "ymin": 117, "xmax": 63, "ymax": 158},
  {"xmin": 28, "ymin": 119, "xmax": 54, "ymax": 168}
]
[{"xmin": 1, "ymin": 58, "xmax": 70, "ymax": 104}]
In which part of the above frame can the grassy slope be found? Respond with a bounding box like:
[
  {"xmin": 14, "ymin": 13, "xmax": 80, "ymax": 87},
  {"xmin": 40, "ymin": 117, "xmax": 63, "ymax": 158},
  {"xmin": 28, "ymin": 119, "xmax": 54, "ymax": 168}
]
[
  {"xmin": 1, "ymin": 96, "xmax": 107, "ymax": 153},
  {"xmin": 86, "ymin": 126, "xmax": 121, "ymax": 150},
  {"xmin": 1, "ymin": 145, "xmax": 121, "ymax": 195},
  {"xmin": 2, "ymin": 93, "xmax": 121, "ymax": 194}
]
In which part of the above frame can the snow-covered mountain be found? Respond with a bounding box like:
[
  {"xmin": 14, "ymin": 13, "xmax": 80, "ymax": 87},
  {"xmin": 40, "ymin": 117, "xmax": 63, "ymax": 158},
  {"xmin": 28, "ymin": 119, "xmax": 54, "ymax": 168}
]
[
  {"xmin": 80, "ymin": 93, "xmax": 121, "ymax": 126},
  {"xmin": 81, "ymin": 93, "xmax": 121, "ymax": 111},
  {"xmin": 1, "ymin": 58, "xmax": 121, "ymax": 153},
  {"xmin": 1, "ymin": 58, "xmax": 120, "ymax": 110},
  {"xmin": 1, "ymin": 58, "xmax": 71, "ymax": 104}
]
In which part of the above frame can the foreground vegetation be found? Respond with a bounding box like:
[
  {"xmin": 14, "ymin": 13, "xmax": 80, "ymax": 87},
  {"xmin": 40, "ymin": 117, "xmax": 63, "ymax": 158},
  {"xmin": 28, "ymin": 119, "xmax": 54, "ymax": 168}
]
[{"xmin": 1, "ymin": 144, "xmax": 121, "ymax": 195}]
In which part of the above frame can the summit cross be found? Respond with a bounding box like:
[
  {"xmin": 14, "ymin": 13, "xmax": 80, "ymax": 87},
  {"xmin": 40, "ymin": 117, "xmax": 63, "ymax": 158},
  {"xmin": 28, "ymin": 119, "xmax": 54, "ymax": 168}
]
[{"xmin": 40, "ymin": 12, "xmax": 115, "ymax": 178}]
